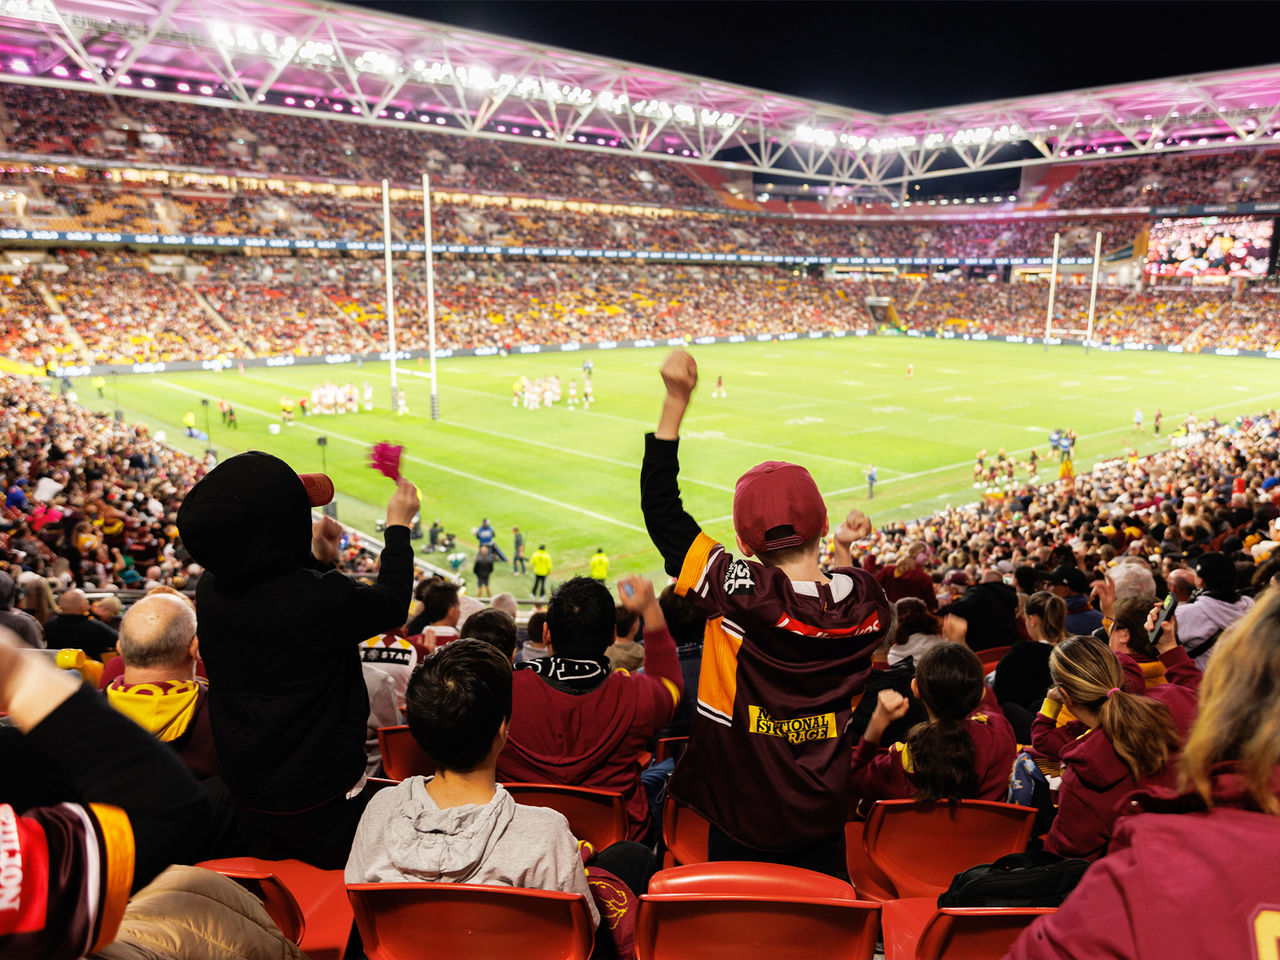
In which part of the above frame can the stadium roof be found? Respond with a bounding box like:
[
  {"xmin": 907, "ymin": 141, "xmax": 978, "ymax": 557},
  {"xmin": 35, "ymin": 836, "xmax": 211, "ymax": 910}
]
[{"xmin": 2, "ymin": 0, "xmax": 1279, "ymax": 194}]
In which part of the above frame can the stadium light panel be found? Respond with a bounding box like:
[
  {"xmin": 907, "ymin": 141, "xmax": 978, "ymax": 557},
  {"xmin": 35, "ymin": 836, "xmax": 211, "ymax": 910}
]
[
  {"xmin": 10, "ymin": 59, "xmax": 30, "ymax": 73},
  {"xmin": 52, "ymin": 64, "xmax": 67, "ymax": 77}
]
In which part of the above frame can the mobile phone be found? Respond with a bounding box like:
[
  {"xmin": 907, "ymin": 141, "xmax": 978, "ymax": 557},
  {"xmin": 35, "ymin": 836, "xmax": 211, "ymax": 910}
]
[
  {"xmin": 1148, "ymin": 593, "xmax": 1177, "ymax": 645},
  {"xmin": 621, "ymin": 582, "xmax": 635, "ymax": 598}
]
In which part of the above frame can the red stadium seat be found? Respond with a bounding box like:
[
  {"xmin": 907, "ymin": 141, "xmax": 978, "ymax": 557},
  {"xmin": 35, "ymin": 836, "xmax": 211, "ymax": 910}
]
[
  {"xmin": 377, "ymin": 725, "xmax": 435, "ymax": 781},
  {"xmin": 347, "ymin": 882, "xmax": 594, "ymax": 960},
  {"xmin": 662, "ymin": 794, "xmax": 711, "ymax": 868},
  {"xmin": 655, "ymin": 736, "xmax": 689, "ymax": 764},
  {"xmin": 881, "ymin": 898, "xmax": 1056, "ymax": 960},
  {"xmin": 977, "ymin": 647, "xmax": 1011, "ymax": 671},
  {"xmin": 502, "ymin": 782, "xmax": 628, "ymax": 851},
  {"xmin": 848, "ymin": 800, "xmax": 1034, "ymax": 900},
  {"xmin": 637, "ymin": 862, "xmax": 881, "ymax": 960},
  {"xmin": 197, "ymin": 857, "xmax": 353, "ymax": 959}
]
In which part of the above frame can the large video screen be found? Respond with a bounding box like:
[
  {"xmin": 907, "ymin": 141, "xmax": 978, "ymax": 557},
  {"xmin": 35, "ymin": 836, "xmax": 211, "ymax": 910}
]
[{"xmin": 1145, "ymin": 216, "xmax": 1274, "ymax": 279}]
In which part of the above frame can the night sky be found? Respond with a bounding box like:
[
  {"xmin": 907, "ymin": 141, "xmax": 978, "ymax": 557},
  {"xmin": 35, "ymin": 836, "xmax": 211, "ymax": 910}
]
[{"xmin": 357, "ymin": 1, "xmax": 1279, "ymax": 114}]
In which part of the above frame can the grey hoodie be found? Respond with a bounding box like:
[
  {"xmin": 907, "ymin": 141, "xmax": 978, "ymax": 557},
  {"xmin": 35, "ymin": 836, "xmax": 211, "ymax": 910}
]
[{"xmin": 345, "ymin": 779, "xmax": 599, "ymax": 928}]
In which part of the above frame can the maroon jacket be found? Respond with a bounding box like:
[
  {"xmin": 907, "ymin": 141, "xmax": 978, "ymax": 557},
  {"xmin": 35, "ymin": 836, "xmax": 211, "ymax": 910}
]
[
  {"xmin": 1030, "ymin": 649, "xmax": 1201, "ymax": 763},
  {"xmin": 850, "ymin": 710, "xmax": 1016, "ymax": 803},
  {"xmin": 1006, "ymin": 765, "xmax": 1280, "ymax": 960},
  {"xmin": 874, "ymin": 564, "xmax": 938, "ymax": 612},
  {"xmin": 497, "ymin": 623, "xmax": 682, "ymax": 842},
  {"xmin": 1043, "ymin": 683, "xmax": 1199, "ymax": 860}
]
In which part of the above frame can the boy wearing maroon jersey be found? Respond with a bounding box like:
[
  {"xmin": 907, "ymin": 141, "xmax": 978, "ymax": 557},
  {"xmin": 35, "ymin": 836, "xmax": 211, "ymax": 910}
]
[{"xmin": 641, "ymin": 349, "xmax": 892, "ymax": 875}]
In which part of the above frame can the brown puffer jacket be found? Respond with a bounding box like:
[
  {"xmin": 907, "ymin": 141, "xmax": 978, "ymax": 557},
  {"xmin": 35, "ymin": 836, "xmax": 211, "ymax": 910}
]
[{"xmin": 92, "ymin": 865, "xmax": 303, "ymax": 960}]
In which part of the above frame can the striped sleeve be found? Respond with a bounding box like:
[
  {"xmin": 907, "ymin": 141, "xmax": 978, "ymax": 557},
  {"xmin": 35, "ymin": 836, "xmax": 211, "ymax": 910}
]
[{"xmin": 0, "ymin": 801, "xmax": 134, "ymax": 960}]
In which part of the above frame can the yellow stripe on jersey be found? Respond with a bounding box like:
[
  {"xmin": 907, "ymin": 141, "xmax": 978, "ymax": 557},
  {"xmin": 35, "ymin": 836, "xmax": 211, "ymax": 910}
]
[
  {"xmin": 696, "ymin": 616, "xmax": 742, "ymax": 721},
  {"xmin": 675, "ymin": 532, "xmax": 717, "ymax": 597},
  {"xmin": 88, "ymin": 803, "xmax": 134, "ymax": 954}
]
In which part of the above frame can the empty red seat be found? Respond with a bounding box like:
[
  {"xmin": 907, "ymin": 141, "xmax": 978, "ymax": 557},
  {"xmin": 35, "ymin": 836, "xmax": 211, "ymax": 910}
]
[
  {"xmin": 376, "ymin": 725, "xmax": 435, "ymax": 781},
  {"xmin": 503, "ymin": 782, "xmax": 628, "ymax": 851},
  {"xmin": 637, "ymin": 862, "xmax": 881, "ymax": 960},
  {"xmin": 197, "ymin": 857, "xmax": 353, "ymax": 959},
  {"xmin": 662, "ymin": 794, "xmax": 711, "ymax": 868},
  {"xmin": 847, "ymin": 800, "xmax": 1034, "ymax": 900},
  {"xmin": 977, "ymin": 647, "xmax": 1011, "ymax": 671},
  {"xmin": 347, "ymin": 881, "xmax": 594, "ymax": 960},
  {"xmin": 655, "ymin": 736, "xmax": 689, "ymax": 764},
  {"xmin": 881, "ymin": 898, "xmax": 1056, "ymax": 960}
]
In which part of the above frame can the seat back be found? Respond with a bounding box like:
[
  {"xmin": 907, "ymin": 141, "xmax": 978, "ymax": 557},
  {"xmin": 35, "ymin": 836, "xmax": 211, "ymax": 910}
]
[
  {"xmin": 655, "ymin": 736, "xmax": 689, "ymax": 764},
  {"xmin": 503, "ymin": 782, "xmax": 628, "ymax": 851},
  {"xmin": 862, "ymin": 800, "xmax": 1035, "ymax": 899},
  {"xmin": 347, "ymin": 882, "xmax": 594, "ymax": 960},
  {"xmin": 915, "ymin": 907, "xmax": 1056, "ymax": 960},
  {"xmin": 649, "ymin": 861, "xmax": 856, "ymax": 899},
  {"xmin": 976, "ymin": 646, "xmax": 1011, "ymax": 670},
  {"xmin": 198, "ymin": 857, "xmax": 352, "ymax": 959},
  {"xmin": 377, "ymin": 725, "xmax": 435, "ymax": 781},
  {"xmin": 638, "ymin": 865, "xmax": 879, "ymax": 960},
  {"xmin": 661, "ymin": 794, "xmax": 711, "ymax": 868}
]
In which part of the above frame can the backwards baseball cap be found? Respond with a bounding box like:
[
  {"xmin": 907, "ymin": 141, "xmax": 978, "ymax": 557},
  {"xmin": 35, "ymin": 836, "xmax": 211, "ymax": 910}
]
[
  {"xmin": 299, "ymin": 473, "xmax": 335, "ymax": 506},
  {"xmin": 1047, "ymin": 564, "xmax": 1089, "ymax": 594},
  {"xmin": 1193, "ymin": 551, "xmax": 1235, "ymax": 590},
  {"xmin": 733, "ymin": 461, "xmax": 827, "ymax": 554}
]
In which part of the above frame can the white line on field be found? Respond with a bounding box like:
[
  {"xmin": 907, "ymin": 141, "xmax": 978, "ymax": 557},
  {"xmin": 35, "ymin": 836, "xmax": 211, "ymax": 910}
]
[
  {"xmin": 239, "ymin": 372, "xmax": 734, "ymax": 493},
  {"xmin": 153, "ymin": 379, "xmax": 649, "ymax": 533}
]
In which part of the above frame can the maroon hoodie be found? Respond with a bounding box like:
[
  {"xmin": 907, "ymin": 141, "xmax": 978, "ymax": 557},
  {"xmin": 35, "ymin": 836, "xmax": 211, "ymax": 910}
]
[
  {"xmin": 497, "ymin": 623, "xmax": 682, "ymax": 841},
  {"xmin": 1043, "ymin": 683, "xmax": 1199, "ymax": 860},
  {"xmin": 1006, "ymin": 765, "xmax": 1280, "ymax": 960},
  {"xmin": 850, "ymin": 710, "xmax": 1017, "ymax": 804}
]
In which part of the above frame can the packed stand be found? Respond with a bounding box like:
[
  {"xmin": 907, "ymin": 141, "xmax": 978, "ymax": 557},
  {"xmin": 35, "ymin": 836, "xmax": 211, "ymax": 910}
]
[
  {"xmin": 47, "ymin": 251, "xmax": 226, "ymax": 363},
  {"xmin": 1057, "ymin": 148, "xmax": 1280, "ymax": 209}
]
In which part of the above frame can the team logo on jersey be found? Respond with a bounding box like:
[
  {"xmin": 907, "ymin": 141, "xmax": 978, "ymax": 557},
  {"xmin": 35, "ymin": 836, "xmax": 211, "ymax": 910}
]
[
  {"xmin": 747, "ymin": 705, "xmax": 837, "ymax": 743},
  {"xmin": 723, "ymin": 559, "xmax": 754, "ymax": 595}
]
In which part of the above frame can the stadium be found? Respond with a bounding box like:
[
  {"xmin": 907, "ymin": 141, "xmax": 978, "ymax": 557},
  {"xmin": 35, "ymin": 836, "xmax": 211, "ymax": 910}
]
[{"xmin": 1, "ymin": 1, "xmax": 1279, "ymax": 957}]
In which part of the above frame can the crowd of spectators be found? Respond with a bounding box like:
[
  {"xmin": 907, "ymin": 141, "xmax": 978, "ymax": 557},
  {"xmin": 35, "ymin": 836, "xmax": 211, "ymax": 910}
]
[
  {"xmin": 5, "ymin": 250, "xmax": 1280, "ymax": 366},
  {"xmin": 1058, "ymin": 148, "xmax": 1280, "ymax": 209},
  {"xmin": 48, "ymin": 251, "xmax": 227, "ymax": 363},
  {"xmin": 2, "ymin": 345, "xmax": 1279, "ymax": 956}
]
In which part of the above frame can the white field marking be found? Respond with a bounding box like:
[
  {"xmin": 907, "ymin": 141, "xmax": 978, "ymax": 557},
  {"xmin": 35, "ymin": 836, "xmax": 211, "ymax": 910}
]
[
  {"xmin": 916, "ymin": 384, "xmax": 960, "ymax": 393},
  {"xmin": 153, "ymin": 379, "xmax": 649, "ymax": 533},
  {"xmin": 777, "ymin": 401, "xmax": 820, "ymax": 411},
  {"xmin": 936, "ymin": 368, "xmax": 961, "ymax": 374},
  {"xmin": 843, "ymin": 425, "xmax": 887, "ymax": 437},
  {"xmin": 244, "ymin": 372, "xmax": 735, "ymax": 493},
  {"xmin": 819, "ymin": 383, "xmax": 1280, "ymax": 498},
  {"xmin": 427, "ymin": 375, "xmax": 895, "ymax": 472}
]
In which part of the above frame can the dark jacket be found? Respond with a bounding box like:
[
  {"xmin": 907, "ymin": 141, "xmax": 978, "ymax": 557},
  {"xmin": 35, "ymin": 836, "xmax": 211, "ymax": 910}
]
[
  {"xmin": 43, "ymin": 612, "xmax": 117, "ymax": 659},
  {"xmin": 949, "ymin": 581, "xmax": 1020, "ymax": 650},
  {"xmin": 177, "ymin": 451, "xmax": 413, "ymax": 812}
]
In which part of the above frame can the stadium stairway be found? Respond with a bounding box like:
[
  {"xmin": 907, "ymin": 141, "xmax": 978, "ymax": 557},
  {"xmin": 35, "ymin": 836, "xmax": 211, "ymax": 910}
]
[
  {"xmin": 187, "ymin": 282, "xmax": 251, "ymax": 351},
  {"xmin": 1026, "ymin": 163, "xmax": 1082, "ymax": 208},
  {"xmin": 34, "ymin": 281, "xmax": 90, "ymax": 361}
]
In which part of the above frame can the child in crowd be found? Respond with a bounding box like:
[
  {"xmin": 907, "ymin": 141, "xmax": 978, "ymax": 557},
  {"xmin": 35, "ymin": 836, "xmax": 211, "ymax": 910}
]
[
  {"xmin": 1007, "ymin": 588, "xmax": 1280, "ymax": 959},
  {"xmin": 641, "ymin": 348, "xmax": 892, "ymax": 875},
  {"xmin": 850, "ymin": 642, "xmax": 1016, "ymax": 804},
  {"xmin": 346, "ymin": 640, "xmax": 599, "ymax": 928},
  {"xmin": 459, "ymin": 607, "xmax": 519, "ymax": 664},
  {"xmin": 1041, "ymin": 634, "xmax": 1197, "ymax": 861}
]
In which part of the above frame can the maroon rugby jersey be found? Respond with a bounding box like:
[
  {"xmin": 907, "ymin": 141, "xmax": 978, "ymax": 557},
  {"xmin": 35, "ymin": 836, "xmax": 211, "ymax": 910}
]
[{"xmin": 642, "ymin": 434, "xmax": 892, "ymax": 851}]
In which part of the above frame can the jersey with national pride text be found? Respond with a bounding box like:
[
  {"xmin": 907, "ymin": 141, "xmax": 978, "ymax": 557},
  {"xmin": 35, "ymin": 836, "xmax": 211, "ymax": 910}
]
[
  {"xmin": 668, "ymin": 532, "xmax": 891, "ymax": 850},
  {"xmin": 0, "ymin": 801, "xmax": 134, "ymax": 960}
]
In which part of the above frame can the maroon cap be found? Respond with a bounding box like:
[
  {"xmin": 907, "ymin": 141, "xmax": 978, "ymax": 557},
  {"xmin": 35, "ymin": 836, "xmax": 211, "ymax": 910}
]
[
  {"xmin": 733, "ymin": 461, "xmax": 827, "ymax": 554},
  {"xmin": 299, "ymin": 473, "xmax": 335, "ymax": 506}
]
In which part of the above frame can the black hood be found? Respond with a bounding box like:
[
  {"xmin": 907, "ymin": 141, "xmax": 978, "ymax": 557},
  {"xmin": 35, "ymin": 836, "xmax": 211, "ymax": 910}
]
[{"xmin": 177, "ymin": 451, "xmax": 313, "ymax": 586}]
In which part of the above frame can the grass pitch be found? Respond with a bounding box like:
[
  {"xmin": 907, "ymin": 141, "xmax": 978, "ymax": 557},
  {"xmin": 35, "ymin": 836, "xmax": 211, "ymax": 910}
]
[{"xmin": 74, "ymin": 337, "xmax": 1280, "ymax": 597}]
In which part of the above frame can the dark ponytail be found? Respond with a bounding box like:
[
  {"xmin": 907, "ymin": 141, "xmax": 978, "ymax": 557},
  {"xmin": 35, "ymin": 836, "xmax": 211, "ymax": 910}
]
[{"xmin": 906, "ymin": 642, "xmax": 984, "ymax": 802}]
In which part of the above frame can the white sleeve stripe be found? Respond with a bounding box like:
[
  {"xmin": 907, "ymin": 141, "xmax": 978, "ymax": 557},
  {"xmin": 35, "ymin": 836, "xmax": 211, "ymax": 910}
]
[
  {"xmin": 61, "ymin": 802, "xmax": 101, "ymax": 956},
  {"xmin": 696, "ymin": 702, "xmax": 733, "ymax": 726}
]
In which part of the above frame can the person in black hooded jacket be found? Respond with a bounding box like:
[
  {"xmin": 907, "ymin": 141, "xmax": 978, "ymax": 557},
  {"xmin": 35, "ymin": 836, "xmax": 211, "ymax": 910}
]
[{"xmin": 176, "ymin": 451, "xmax": 419, "ymax": 868}]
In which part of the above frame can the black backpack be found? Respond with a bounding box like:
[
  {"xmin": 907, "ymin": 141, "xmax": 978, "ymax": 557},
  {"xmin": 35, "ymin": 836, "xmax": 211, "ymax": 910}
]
[{"xmin": 937, "ymin": 851, "xmax": 1090, "ymax": 908}]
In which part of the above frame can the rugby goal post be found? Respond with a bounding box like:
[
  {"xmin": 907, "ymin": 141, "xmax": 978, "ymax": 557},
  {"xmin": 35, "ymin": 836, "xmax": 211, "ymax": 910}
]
[
  {"xmin": 379, "ymin": 174, "xmax": 441, "ymax": 420},
  {"xmin": 1042, "ymin": 230, "xmax": 1104, "ymax": 354}
]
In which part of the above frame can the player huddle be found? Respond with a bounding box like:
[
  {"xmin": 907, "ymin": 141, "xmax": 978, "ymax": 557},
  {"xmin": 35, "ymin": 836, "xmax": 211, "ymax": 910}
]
[
  {"xmin": 513, "ymin": 374, "xmax": 593, "ymax": 411},
  {"xmin": 308, "ymin": 381, "xmax": 373, "ymax": 416}
]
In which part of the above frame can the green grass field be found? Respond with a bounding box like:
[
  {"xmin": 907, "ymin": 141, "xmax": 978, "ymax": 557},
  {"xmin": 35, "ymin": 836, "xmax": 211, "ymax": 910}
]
[{"xmin": 73, "ymin": 338, "xmax": 1280, "ymax": 597}]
